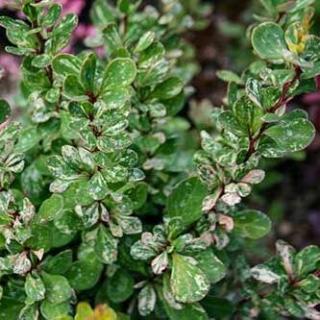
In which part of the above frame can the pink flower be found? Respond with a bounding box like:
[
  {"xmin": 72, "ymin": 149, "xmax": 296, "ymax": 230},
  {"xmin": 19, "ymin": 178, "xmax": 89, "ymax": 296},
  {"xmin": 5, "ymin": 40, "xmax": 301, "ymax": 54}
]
[
  {"xmin": 0, "ymin": 53, "xmax": 20, "ymax": 77},
  {"xmin": 74, "ymin": 24, "xmax": 96, "ymax": 39},
  {"xmin": 0, "ymin": 0, "xmax": 20, "ymax": 9},
  {"xmin": 57, "ymin": 0, "xmax": 85, "ymax": 16}
]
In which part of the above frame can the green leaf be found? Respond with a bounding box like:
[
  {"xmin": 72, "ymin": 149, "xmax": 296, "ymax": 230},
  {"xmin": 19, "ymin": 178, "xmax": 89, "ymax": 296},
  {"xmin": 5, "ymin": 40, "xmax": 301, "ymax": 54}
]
[
  {"xmin": 25, "ymin": 274, "xmax": 46, "ymax": 302},
  {"xmin": 194, "ymin": 248, "xmax": 226, "ymax": 284},
  {"xmin": 102, "ymin": 23, "xmax": 123, "ymax": 55},
  {"xmin": 125, "ymin": 182, "xmax": 148, "ymax": 210},
  {"xmin": 0, "ymin": 99, "xmax": 11, "ymax": 124},
  {"xmin": 119, "ymin": 216, "xmax": 142, "ymax": 235},
  {"xmin": 252, "ymin": 22, "xmax": 287, "ymax": 60},
  {"xmin": 138, "ymin": 41, "xmax": 165, "ymax": 68},
  {"xmin": 19, "ymin": 304, "xmax": 39, "ymax": 320},
  {"xmin": 216, "ymin": 70, "xmax": 242, "ymax": 84},
  {"xmin": 162, "ymin": 300, "xmax": 208, "ymax": 320},
  {"xmin": 289, "ymin": 0, "xmax": 315, "ymax": 13},
  {"xmin": 166, "ymin": 177, "xmax": 207, "ymax": 230},
  {"xmin": 27, "ymin": 224, "xmax": 53, "ymax": 251},
  {"xmin": 246, "ymin": 78, "xmax": 263, "ymax": 107},
  {"xmin": 284, "ymin": 297, "xmax": 305, "ymax": 318},
  {"xmin": 218, "ymin": 111, "xmax": 245, "ymax": 137},
  {"xmin": 100, "ymin": 87, "xmax": 130, "ymax": 110},
  {"xmin": 54, "ymin": 209, "xmax": 82, "ymax": 236},
  {"xmin": 41, "ymin": 273, "xmax": 72, "ymax": 304},
  {"xmin": 232, "ymin": 96, "xmax": 263, "ymax": 136},
  {"xmin": 233, "ymin": 209, "xmax": 272, "ymax": 239},
  {"xmin": 66, "ymin": 260, "xmax": 103, "ymax": 291},
  {"xmin": 117, "ymin": 0, "xmax": 141, "ymax": 14},
  {"xmin": 75, "ymin": 203, "xmax": 99, "ymax": 228},
  {"xmin": 47, "ymin": 155, "xmax": 78, "ymax": 180},
  {"xmin": 95, "ymin": 225, "xmax": 118, "ymax": 264},
  {"xmin": 264, "ymin": 117, "xmax": 315, "ymax": 152},
  {"xmin": 48, "ymin": 13, "xmax": 78, "ymax": 53},
  {"xmin": 63, "ymin": 75, "xmax": 85, "ymax": 100},
  {"xmin": 106, "ymin": 269, "xmax": 134, "ymax": 303},
  {"xmin": 102, "ymin": 58, "xmax": 136, "ymax": 90},
  {"xmin": 80, "ymin": 53, "xmax": 97, "ymax": 93},
  {"xmin": 22, "ymin": 2, "xmax": 38, "ymax": 20},
  {"xmin": 40, "ymin": 4, "xmax": 62, "ymax": 27},
  {"xmin": 259, "ymin": 0, "xmax": 276, "ymax": 16},
  {"xmin": 294, "ymin": 245, "xmax": 320, "ymax": 277},
  {"xmin": 134, "ymin": 31, "xmax": 155, "ymax": 52},
  {"xmin": 0, "ymin": 16, "xmax": 28, "ymax": 29},
  {"xmin": 42, "ymin": 250, "xmax": 73, "ymax": 275},
  {"xmin": 52, "ymin": 54, "xmax": 81, "ymax": 77},
  {"xmin": 138, "ymin": 285, "xmax": 156, "ymax": 316},
  {"xmin": 299, "ymin": 274, "xmax": 320, "ymax": 293},
  {"xmin": 16, "ymin": 126, "xmax": 40, "ymax": 153},
  {"xmin": 201, "ymin": 296, "xmax": 235, "ymax": 319},
  {"xmin": 37, "ymin": 194, "xmax": 64, "ymax": 223},
  {"xmin": 40, "ymin": 301, "xmax": 71, "ymax": 320},
  {"xmin": 0, "ymin": 299, "xmax": 23, "ymax": 320},
  {"xmin": 46, "ymin": 88, "xmax": 60, "ymax": 104},
  {"xmin": 171, "ymin": 254, "xmax": 210, "ymax": 303},
  {"xmin": 74, "ymin": 303, "xmax": 93, "ymax": 320},
  {"xmin": 5, "ymin": 46, "xmax": 33, "ymax": 56},
  {"xmin": 130, "ymin": 239, "xmax": 158, "ymax": 261},
  {"xmin": 32, "ymin": 54, "xmax": 51, "ymax": 68},
  {"xmin": 97, "ymin": 132, "xmax": 131, "ymax": 153},
  {"xmin": 1, "ymin": 17, "xmax": 37, "ymax": 49},
  {"xmin": 250, "ymin": 264, "xmax": 280, "ymax": 284},
  {"xmin": 88, "ymin": 172, "xmax": 109, "ymax": 201},
  {"xmin": 150, "ymin": 77, "xmax": 184, "ymax": 100}
]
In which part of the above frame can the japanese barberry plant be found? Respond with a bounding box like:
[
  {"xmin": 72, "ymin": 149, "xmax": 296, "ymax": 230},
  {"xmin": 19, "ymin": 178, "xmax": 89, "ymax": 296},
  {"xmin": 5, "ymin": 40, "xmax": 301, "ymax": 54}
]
[{"xmin": 0, "ymin": 0, "xmax": 319, "ymax": 319}]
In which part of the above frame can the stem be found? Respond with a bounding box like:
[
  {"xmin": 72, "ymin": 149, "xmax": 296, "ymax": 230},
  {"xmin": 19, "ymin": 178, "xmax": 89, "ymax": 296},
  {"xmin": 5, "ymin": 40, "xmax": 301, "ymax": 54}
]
[
  {"xmin": 33, "ymin": 22, "xmax": 54, "ymax": 85},
  {"xmin": 209, "ymin": 66, "xmax": 302, "ymax": 211},
  {"xmin": 244, "ymin": 65, "xmax": 302, "ymax": 161}
]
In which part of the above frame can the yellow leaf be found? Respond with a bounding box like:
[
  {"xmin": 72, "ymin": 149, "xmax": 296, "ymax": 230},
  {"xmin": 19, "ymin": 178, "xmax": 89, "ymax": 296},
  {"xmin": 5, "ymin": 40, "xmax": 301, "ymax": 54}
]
[
  {"xmin": 75, "ymin": 302, "xmax": 94, "ymax": 320},
  {"xmin": 75, "ymin": 303, "xmax": 118, "ymax": 320},
  {"xmin": 90, "ymin": 305, "xmax": 118, "ymax": 320}
]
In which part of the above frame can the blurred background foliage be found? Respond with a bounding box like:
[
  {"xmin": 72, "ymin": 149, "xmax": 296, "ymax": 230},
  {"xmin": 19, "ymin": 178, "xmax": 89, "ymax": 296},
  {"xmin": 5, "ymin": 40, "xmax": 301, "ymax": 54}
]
[{"xmin": 0, "ymin": 0, "xmax": 319, "ymax": 258}]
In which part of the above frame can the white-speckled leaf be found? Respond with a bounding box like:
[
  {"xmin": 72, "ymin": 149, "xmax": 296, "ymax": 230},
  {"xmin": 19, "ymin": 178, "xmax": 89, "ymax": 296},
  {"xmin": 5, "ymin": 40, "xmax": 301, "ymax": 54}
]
[
  {"xmin": 102, "ymin": 58, "xmax": 136, "ymax": 90},
  {"xmin": 138, "ymin": 285, "xmax": 156, "ymax": 316},
  {"xmin": 25, "ymin": 274, "xmax": 46, "ymax": 302},
  {"xmin": 151, "ymin": 251, "xmax": 169, "ymax": 275},
  {"xmin": 52, "ymin": 53, "xmax": 81, "ymax": 77},
  {"xmin": 252, "ymin": 22, "xmax": 287, "ymax": 60},
  {"xmin": 41, "ymin": 272, "xmax": 72, "ymax": 304},
  {"xmin": 234, "ymin": 209, "xmax": 271, "ymax": 239},
  {"xmin": 264, "ymin": 117, "xmax": 315, "ymax": 153},
  {"xmin": 171, "ymin": 254, "xmax": 210, "ymax": 303},
  {"xmin": 95, "ymin": 225, "xmax": 118, "ymax": 264},
  {"xmin": 294, "ymin": 245, "xmax": 320, "ymax": 277},
  {"xmin": 241, "ymin": 169, "xmax": 265, "ymax": 185},
  {"xmin": 194, "ymin": 248, "xmax": 226, "ymax": 284},
  {"xmin": 134, "ymin": 31, "xmax": 155, "ymax": 52},
  {"xmin": 251, "ymin": 264, "xmax": 280, "ymax": 284},
  {"xmin": 37, "ymin": 194, "xmax": 64, "ymax": 223},
  {"xmin": 75, "ymin": 202, "xmax": 99, "ymax": 228},
  {"xmin": 167, "ymin": 177, "xmax": 207, "ymax": 230},
  {"xmin": 88, "ymin": 172, "xmax": 109, "ymax": 201},
  {"xmin": 118, "ymin": 215, "xmax": 142, "ymax": 235},
  {"xmin": 276, "ymin": 240, "xmax": 296, "ymax": 277}
]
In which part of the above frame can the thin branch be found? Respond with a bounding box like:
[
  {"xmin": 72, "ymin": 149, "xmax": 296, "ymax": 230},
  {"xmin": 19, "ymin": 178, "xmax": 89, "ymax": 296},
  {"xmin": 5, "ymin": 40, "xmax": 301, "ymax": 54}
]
[{"xmin": 244, "ymin": 66, "xmax": 302, "ymax": 161}]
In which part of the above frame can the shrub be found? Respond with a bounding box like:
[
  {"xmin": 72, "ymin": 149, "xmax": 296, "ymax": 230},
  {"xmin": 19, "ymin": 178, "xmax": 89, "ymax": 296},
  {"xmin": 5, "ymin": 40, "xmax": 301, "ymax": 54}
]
[{"xmin": 0, "ymin": 0, "xmax": 319, "ymax": 319}]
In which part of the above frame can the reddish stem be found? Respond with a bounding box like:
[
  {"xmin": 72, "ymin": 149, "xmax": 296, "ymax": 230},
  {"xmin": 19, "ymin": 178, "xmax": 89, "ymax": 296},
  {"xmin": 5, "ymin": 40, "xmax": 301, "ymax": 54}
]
[{"xmin": 244, "ymin": 66, "xmax": 302, "ymax": 161}]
